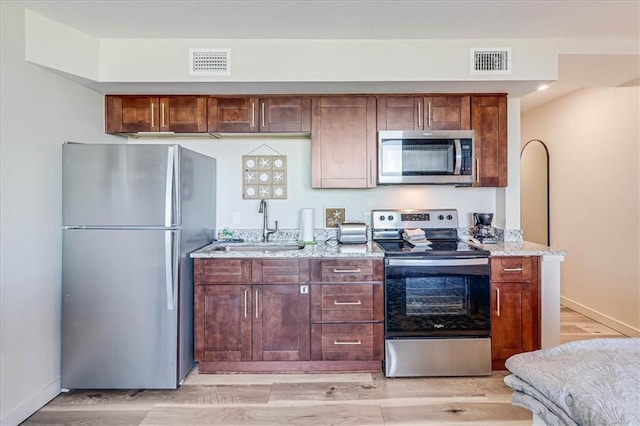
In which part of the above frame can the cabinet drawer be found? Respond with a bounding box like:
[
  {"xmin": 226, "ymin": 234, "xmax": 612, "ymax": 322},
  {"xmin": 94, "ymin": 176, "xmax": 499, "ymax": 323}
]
[
  {"xmin": 311, "ymin": 323, "xmax": 383, "ymax": 361},
  {"xmin": 491, "ymin": 257, "xmax": 534, "ymax": 282},
  {"xmin": 252, "ymin": 259, "xmax": 310, "ymax": 283},
  {"xmin": 313, "ymin": 259, "xmax": 382, "ymax": 282},
  {"xmin": 194, "ymin": 259, "xmax": 251, "ymax": 284},
  {"xmin": 310, "ymin": 283, "xmax": 382, "ymax": 322}
]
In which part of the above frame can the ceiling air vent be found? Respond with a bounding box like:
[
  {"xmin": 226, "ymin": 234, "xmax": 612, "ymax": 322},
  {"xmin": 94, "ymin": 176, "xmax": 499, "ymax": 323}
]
[
  {"xmin": 189, "ymin": 48, "xmax": 230, "ymax": 76},
  {"xmin": 471, "ymin": 48, "xmax": 511, "ymax": 75}
]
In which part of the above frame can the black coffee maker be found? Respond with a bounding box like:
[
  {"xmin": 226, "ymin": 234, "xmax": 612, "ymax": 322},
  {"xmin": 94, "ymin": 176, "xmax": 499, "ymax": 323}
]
[{"xmin": 472, "ymin": 213, "xmax": 497, "ymax": 243}]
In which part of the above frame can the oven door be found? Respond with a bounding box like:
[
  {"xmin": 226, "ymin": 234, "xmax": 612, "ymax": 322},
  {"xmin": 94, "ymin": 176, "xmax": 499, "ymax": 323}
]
[{"xmin": 384, "ymin": 257, "xmax": 490, "ymax": 338}]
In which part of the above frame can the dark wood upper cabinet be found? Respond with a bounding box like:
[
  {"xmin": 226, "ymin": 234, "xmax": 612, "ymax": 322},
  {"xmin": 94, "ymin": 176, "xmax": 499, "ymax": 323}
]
[
  {"xmin": 311, "ymin": 96, "xmax": 377, "ymax": 188},
  {"xmin": 105, "ymin": 92, "xmax": 507, "ymax": 188},
  {"xmin": 377, "ymin": 95, "xmax": 470, "ymax": 131},
  {"xmin": 207, "ymin": 96, "xmax": 311, "ymax": 133},
  {"xmin": 376, "ymin": 96, "xmax": 422, "ymax": 130},
  {"xmin": 471, "ymin": 95, "xmax": 508, "ymax": 187},
  {"xmin": 105, "ymin": 95, "xmax": 207, "ymax": 133},
  {"xmin": 424, "ymin": 95, "xmax": 471, "ymax": 130},
  {"xmin": 260, "ymin": 97, "xmax": 311, "ymax": 132},
  {"xmin": 207, "ymin": 97, "xmax": 259, "ymax": 133},
  {"xmin": 161, "ymin": 96, "xmax": 207, "ymax": 132}
]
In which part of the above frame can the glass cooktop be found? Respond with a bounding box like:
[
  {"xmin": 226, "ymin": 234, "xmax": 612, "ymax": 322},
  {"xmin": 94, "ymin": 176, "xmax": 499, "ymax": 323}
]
[{"xmin": 374, "ymin": 239, "xmax": 490, "ymax": 258}]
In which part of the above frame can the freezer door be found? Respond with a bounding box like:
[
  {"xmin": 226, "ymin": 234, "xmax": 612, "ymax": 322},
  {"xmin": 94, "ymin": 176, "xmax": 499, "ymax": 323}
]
[
  {"xmin": 62, "ymin": 228, "xmax": 179, "ymax": 389},
  {"xmin": 62, "ymin": 144, "xmax": 178, "ymax": 227}
]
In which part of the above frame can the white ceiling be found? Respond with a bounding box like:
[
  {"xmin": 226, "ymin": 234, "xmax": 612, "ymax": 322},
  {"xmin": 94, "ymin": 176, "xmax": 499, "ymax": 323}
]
[
  {"xmin": 18, "ymin": 0, "xmax": 640, "ymax": 110},
  {"xmin": 17, "ymin": 0, "xmax": 640, "ymax": 40}
]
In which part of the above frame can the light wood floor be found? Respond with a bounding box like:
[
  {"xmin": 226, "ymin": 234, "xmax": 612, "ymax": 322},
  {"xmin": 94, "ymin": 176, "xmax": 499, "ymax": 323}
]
[{"xmin": 22, "ymin": 307, "xmax": 626, "ymax": 426}]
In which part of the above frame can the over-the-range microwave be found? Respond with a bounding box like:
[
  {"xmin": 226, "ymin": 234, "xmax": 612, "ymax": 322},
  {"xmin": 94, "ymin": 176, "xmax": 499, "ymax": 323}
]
[{"xmin": 377, "ymin": 130, "xmax": 475, "ymax": 185}]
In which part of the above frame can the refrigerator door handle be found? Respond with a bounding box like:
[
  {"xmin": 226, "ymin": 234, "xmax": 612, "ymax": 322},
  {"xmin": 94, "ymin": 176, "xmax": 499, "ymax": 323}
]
[
  {"xmin": 164, "ymin": 146, "xmax": 175, "ymax": 228},
  {"xmin": 172, "ymin": 231, "xmax": 180, "ymax": 310},
  {"xmin": 165, "ymin": 231, "xmax": 175, "ymax": 310}
]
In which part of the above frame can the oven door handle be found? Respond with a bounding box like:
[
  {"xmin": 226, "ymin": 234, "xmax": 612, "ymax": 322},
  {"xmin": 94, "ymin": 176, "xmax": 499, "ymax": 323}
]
[{"xmin": 387, "ymin": 257, "xmax": 488, "ymax": 267}]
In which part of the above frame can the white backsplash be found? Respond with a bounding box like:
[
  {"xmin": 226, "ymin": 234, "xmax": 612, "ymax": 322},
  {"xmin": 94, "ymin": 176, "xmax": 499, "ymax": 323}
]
[{"xmin": 219, "ymin": 227, "xmax": 523, "ymax": 243}]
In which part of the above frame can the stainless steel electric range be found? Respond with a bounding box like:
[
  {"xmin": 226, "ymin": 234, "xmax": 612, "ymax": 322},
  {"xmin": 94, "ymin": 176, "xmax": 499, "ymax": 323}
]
[{"xmin": 372, "ymin": 209, "xmax": 492, "ymax": 377}]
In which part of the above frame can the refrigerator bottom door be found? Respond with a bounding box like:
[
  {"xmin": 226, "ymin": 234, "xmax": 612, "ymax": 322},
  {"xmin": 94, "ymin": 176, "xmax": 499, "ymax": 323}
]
[{"xmin": 62, "ymin": 229, "xmax": 180, "ymax": 389}]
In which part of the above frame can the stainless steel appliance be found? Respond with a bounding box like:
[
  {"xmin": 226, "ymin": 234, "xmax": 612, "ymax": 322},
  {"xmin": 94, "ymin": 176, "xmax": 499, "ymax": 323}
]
[
  {"xmin": 377, "ymin": 130, "xmax": 475, "ymax": 185},
  {"xmin": 337, "ymin": 221, "xmax": 368, "ymax": 244},
  {"xmin": 61, "ymin": 143, "xmax": 216, "ymax": 389},
  {"xmin": 372, "ymin": 209, "xmax": 491, "ymax": 377},
  {"xmin": 472, "ymin": 212, "xmax": 497, "ymax": 243}
]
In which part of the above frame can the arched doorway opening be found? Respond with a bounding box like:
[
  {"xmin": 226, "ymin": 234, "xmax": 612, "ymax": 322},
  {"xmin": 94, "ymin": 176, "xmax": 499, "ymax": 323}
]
[{"xmin": 521, "ymin": 139, "xmax": 550, "ymax": 246}]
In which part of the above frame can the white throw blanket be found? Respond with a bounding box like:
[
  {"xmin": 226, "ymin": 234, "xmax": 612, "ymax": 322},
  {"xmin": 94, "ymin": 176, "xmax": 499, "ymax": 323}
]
[{"xmin": 504, "ymin": 338, "xmax": 640, "ymax": 425}]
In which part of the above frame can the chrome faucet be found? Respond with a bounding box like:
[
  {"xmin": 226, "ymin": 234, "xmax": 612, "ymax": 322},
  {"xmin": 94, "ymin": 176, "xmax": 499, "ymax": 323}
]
[{"xmin": 258, "ymin": 199, "xmax": 278, "ymax": 242}]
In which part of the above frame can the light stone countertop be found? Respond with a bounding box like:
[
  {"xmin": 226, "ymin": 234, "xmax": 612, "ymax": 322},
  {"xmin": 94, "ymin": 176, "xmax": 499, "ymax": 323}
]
[
  {"xmin": 190, "ymin": 240, "xmax": 384, "ymax": 258},
  {"xmin": 470, "ymin": 240, "xmax": 567, "ymax": 257},
  {"xmin": 191, "ymin": 238, "xmax": 565, "ymax": 259}
]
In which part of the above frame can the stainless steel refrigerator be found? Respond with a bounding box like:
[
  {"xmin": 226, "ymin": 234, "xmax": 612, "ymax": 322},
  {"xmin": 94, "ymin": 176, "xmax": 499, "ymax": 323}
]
[{"xmin": 61, "ymin": 143, "xmax": 216, "ymax": 389}]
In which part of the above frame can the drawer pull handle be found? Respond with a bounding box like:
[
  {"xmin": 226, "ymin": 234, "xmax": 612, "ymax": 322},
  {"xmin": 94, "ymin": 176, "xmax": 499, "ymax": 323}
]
[
  {"xmin": 333, "ymin": 340, "xmax": 362, "ymax": 345},
  {"xmin": 333, "ymin": 300, "xmax": 362, "ymax": 306},
  {"xmin": 332, "ymin": 268, "xmax": 361, "ymax": 273},
  {"xmin": 496, "ymin": 287, "xmax": 501, "ymax": 317},
  {"xmin": 503, "ymin": 267, "xmax": 524, "ymax": 272}
]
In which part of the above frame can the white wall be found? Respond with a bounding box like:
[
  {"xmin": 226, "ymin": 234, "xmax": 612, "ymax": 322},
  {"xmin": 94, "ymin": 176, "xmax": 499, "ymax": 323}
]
[
  {"xmin": 132, "ymin": 137, "xmax": 497, "ymax": 232},
  {"xmin": 0, "ymin": 3, "xmax": 118, "ymax": 425},
  {"xmin": 522, "ymin": 86, "xmax": 640, "ymax": 335},
  {"xmin": 24, "ymin": 9, "xmax": 100, "ymax": 80}
]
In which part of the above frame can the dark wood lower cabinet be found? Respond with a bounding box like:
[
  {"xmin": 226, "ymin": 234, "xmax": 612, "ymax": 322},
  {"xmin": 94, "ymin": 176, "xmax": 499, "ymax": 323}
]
[
  {"xmin": 310, "ymin": 323, "xmax": 384, "ymax": 361},
  {"xmin": 195, "ymin": 284, "xmax": 251, "ymax": 362},
  {"xmin": 195, "ymin": 283, "xmax": 310, "ymax": 371},
  {"xmin": 254, "ymin": 284, "xmax": 310, "ymax": 362},
  {"xmin": 194, "ymin": 257, "xmax": 384, "ymax": 373},
  {"xmin": 308, "ymin": 259, "xmax": 385, "ymax": 371},
  {"xmin": 490, "ymin": 256, "xmax": 541, "ymax": 370},
  {"xmin": 194, "ymin": 256, "xmax": 542, "ymax": 373}
]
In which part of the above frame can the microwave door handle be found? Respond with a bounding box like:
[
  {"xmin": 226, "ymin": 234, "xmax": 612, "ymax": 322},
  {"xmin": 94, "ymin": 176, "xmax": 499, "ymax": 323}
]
[{"xmin": 453, "ymin": 138, "xmax": 462, "ymax": 175}]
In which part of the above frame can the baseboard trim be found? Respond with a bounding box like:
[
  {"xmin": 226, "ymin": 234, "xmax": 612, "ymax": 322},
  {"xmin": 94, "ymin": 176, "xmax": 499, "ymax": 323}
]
[
  {"xmin": 0, "ymin": 378, "xmax": 60, "ymax": 426},
  {"xmin": 561, "ymin": 296, "xmax": 640, "ymax": 337}
]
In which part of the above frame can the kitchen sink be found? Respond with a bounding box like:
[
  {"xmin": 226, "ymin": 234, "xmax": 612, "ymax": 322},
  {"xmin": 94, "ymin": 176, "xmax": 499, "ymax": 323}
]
[{"xmin": 213, "ymin": 244, "xmax": 305, "ymax": 252}]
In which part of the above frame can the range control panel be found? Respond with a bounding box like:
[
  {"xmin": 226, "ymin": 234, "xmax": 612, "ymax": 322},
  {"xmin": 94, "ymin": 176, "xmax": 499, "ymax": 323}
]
[{"xmin": 371, "ymin": 209, "xmax": 459, "ymax": 230}]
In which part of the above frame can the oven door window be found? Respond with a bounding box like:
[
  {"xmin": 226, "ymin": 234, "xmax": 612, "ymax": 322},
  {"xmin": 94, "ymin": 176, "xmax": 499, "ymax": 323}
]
[
  {"xmin": 380, "ymin": 139, "xmax": 456, "ymax": 176},
  {"xmin": 385, "ymin": 266, "xmax": 490, "ymax": 338}
]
